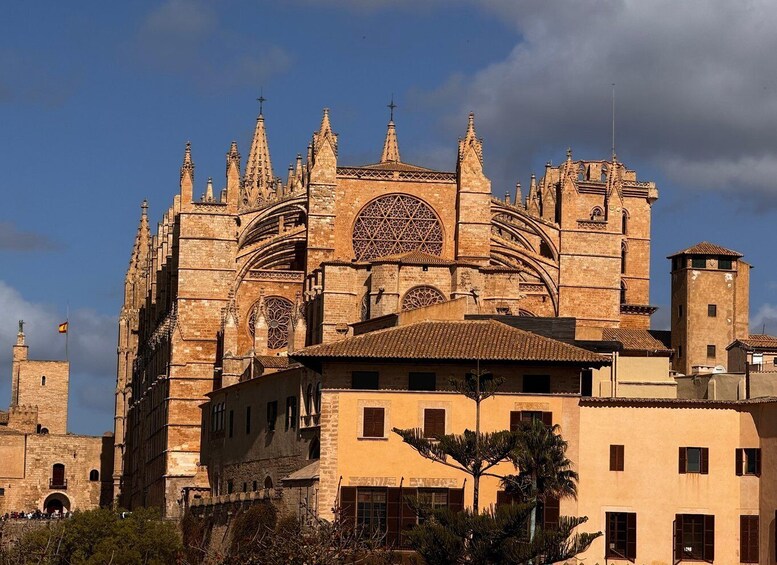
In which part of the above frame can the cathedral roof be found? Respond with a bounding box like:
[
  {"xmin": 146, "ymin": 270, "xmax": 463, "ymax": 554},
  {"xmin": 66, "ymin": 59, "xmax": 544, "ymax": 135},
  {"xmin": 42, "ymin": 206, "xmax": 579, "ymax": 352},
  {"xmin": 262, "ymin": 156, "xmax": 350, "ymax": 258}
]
[
  {"xmin": 292, "ymin": 320, "xmax": 610, "ymax": 365},
  {"xmin": 371, "ymin": 250, "xmax": 454, "ymax": 266},
  {"xmin": 667, "ymin": 241, "xmax": 743, "ymax": 258}
]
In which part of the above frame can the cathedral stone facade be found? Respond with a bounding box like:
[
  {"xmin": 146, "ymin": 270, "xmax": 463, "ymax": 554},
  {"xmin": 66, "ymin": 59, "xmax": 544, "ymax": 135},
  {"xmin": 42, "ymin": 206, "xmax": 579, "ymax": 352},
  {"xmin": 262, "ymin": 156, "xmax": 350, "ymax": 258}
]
[{"xmin": 114, "ymin": 106, "xmax": 658, "ymax": 515}]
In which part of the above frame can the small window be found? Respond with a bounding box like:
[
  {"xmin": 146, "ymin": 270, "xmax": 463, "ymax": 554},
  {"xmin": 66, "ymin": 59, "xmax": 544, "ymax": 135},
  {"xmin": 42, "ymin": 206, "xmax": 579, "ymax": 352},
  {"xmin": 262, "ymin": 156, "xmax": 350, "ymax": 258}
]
[
  {"xmin": 606, "ymin": 512, "xmax": 636, "ymax": 560},
  {"xmin": 509, "ymin": 411, "xmax": 552, "ymax": 431},
  {"xmin": 678, "ymin": 345, "xmax": 683, "ymax": 358},
  {"xmin": 610, "ymin": 445, "xmax": 624, "ymax": 471},
  {"xmin": 89, "ymin": 469, "xmax": 99, "ymax": 482},
  {"xmin": 308, "ymin": 438, "xmax": 320, "ymax": 459},
  {"xmin": 285, "ymin": 396, "xmax": 297, "ymax": 431},
  {"xmin": 252, "ymin": 480, "xmax": 257, "ymax": 492},
  {"xmin": 264, "ymin": 476, "xmax": 273, "ymax": 489},
  {"xmin": 228, "ymin": 410, "xmax": 234, "ymax": 438},
  {"xmin": 409, "ymin": 372, "xmax": 436, "ymax": 391},
  {"xmin": 41, "ymin": 376, "xmax": 46, "ymax": 386},
  {"xmin": 580, "ymin": 369, "xmax": 593, "ymax": 397},
  {"xmin": 305, "ymin": 384, "xmax": 313, "ymax": 415},
  {"xmin": 620, "ymin": 281, "xmax": 627, "ymax": 305},
  {"xmin": 678, "ymin": 304, "xmax": 683, "ymax": 318},
  {"xmin": 352, "ymin": 371, "xmax": 379, "ymax": 390},
  {"xmin": 245, "ymin": 406, "xmax": 251, "ymax": 435},
  {"xmin": 691, "ymin": 257, "xmax": 706, "ymax": 269},
  {"xmin": 227, "ymin": 480, "xmax": 234, "ymax": 494},
  {"xmin": 266, "ymin": 401, "xmax": 278, "ymax": 432},
  {"xmin": 315, "ymin": 382, "xmax": 322, "ymax": 413},
  {"xmin": 740, "ymin": 515, "xmax": 759, "ymax": 563},
  {"xmin": 243, "ymin": 482, "xmax": 247, "ymax": 493},
  {"xmin": 718, "ymin": 258, "xmax": 733, "ymax": 270},
  {"xmin": 707, "ymin": 304, "xmax": 717, "ymax": 317},
  {"xmin": 679, "ymin": 447, "xmax": 709, "ymax": 474},
  {"xmin": 522, "ymin": 375, "xmax": 550, "ymax": 394},
  {"xmin": 621, "ymin": 210, "xmax": 628, "ymax": 235},
  {"xmin": 674, "ymin": 514, "xmax": 714, "ymax": 562},
  {"xmin": 736, "ymin": 448, "xmax": 761, "ymax": 476},
  {"xmin": 423, "ymin": 409, "xmax": 445, "ymax": 438},
  {"xmin": 707, "ymin": 345, "xmax": 716, "ymax": 358},
  {"xmin": 362, "ymin": 407, "xmax": 385, "ymax": 438}
]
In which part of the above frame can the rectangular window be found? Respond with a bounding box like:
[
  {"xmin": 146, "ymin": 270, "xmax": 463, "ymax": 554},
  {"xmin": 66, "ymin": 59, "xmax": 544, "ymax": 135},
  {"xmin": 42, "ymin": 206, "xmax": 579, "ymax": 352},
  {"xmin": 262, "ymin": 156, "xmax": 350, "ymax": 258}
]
[
  {"xmin": 510, "ymin": 411, "xmax": 552, "ymax": 431},
  {"xmin": 707, "ymin": 344, "xmax": 716, "ymax": 358},
  {"xmin": 266, "ymin": 401, "xmax": 278, "ymax": 432},
  {"xmin": 581, "ymin": 369, "xmax": 593, "ymax": 397},
  {"xmin": 417, "ymin": 489, "xmax": 448, "ymax": 523},
  {"xmin": 708, "ymin": 304, "xmax": 717, "ymax": 317},
  {"xmin": 610, "ymin": 445, "xmax": 624, "ymax": 471},
  {"xmin": 363, "ymin": 407, "xmax": 385, "ymax": 438},
  {"xmin": 736, "ymin": 448, "xmax": 761, "ymax": 476},
  {"xmin": 356, "ymin": 488, "xmax": 387, "ymax": 534},
  {"xmin": 228, "ymin": 410, "xmax": 234, "ymax": 438},
  {"xmin": 678, "ymin": 344, "xmax": 683, "ymax": 358},
  {"xmin": 740, "ymin": 515, "xmax": 759, "ymax": 563},
  {"xmin": 227, "ymin": 480, "xmax": 234, "ymax": 494},
  {"xmin": 718, "ymin": 258, "xmax": 733, "ymax": 270},
  {"xmin": 352, "ymin": 371, "xmax": 379, "ymax": 390},
  {"xmin": 606, "ymin": 512, "xmax": 636, "ymax": 560},
  {"xmin": 675, "ymin": 514, "xmax": 714, "ymax": 562},
  {"xmin": 522, "ymin": 375, "xmax": 551, "ymax": 394},
  {"xmin": 423, "ymin": 409, "xmax": 445, "ymax": 438},
  {"xmin": 285, "ymin": 396, "xmax": 297, "ymax": 431},
  {"xmin": 678, "ymin": 304, "xmax": 683, "ymax": 318},
  {"xmin": 245, "ymin": 406, "xmax": 251, "ymax": 435},
  {"xmin": 691, "ymin": 257, "xmax": 707, "ymax": 269},
  {"xmin": 408, "ymin": 372, "xmax": 436, "ymax": 391},
  {"xmin": 679, "ymin": 447, "xmax": 709, "ymax": 474}
]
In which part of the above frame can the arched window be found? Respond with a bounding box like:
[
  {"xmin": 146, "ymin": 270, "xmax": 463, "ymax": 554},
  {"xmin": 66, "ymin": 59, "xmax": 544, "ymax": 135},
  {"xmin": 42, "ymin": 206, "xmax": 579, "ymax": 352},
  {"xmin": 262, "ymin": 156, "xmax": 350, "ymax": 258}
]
[
  {"xmin": 401, "ymin": 286, "xmax": 446, "ymax": 312},
  {"xmin": 620, "ymin": 281, "xmax": 627, "ymax": 305},
  {"xmin": 305, "ymin": 384, "xmax": 313, "ymax": 415},
  {"xmin": 539, "ymin": 240, "xmax": 553, "ymax": 259},
  {"xmin": 308, "ymin": 438, "xmax": 320, "ymax": 460},
  {"xmin": 622, "ymin": 210, "xmax": 628, "ymax": 234},
  {"xmin": 621, "ymin": 242, "xmax": 628, "ymax": 274},
  {"xmin": 248, "ymin": 296, "xmax": 293, "ymax": 350},
  {"xmin": 40, "ymin": 427, "xmax": 49, "ymax": 435},
  {"xmin": 590, "ymin": 207, "xmax": 604, "ymax": 221},
  {"xmin": 89, "ymin": 469, "xmax": 99, "ymax": 482},
  {"xmin": 41, "ymin": 376, "xmax": 46, "ymax": 386},
  {"xmin": 314, "ymin": 382, "xmax": 322, "ymax": 414},
  {"xmin": 264, "ymin": 476, "xmax": 273, "ymax": 490}
]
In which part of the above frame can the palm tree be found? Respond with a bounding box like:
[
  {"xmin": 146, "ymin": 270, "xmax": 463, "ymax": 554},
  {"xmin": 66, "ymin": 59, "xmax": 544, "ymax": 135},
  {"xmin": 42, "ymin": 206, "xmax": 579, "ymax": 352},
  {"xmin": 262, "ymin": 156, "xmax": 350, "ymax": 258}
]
[{"xmin": 503, "ymin": 419, "xmax": 579, "ymax": 542}]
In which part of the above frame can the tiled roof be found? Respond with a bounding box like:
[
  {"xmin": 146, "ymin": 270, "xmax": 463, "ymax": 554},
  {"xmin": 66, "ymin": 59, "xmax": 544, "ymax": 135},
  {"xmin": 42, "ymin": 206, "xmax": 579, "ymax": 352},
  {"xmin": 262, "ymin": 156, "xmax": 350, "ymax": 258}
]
[
  {"xmin": 282, "ymin": 460, "xmax": 320, "ymax": 482},
  {"xmin": 602, "ymin": 328, "xmax": 673, "ymax": 353},
  {"xmin": 372, "ymin": 250, "xmax": 453, "ymax": 266},
  {"xmin": 667, "ymin": 241, "xmax": 743, "ymax": 258},
  {"xmin": 581, "ymin": 396, "xmax": 777, "ymax": 409},
  {"xmin": 728, "ymin": 334, "xmax": 777, "ymax": 350},
  {"xmin": 293, "ymin": 320, "xmax": 610, "ymax": 364},
  {"xmin": 256, "ymin": 355, "xmax": 293, "ymax": 369}
]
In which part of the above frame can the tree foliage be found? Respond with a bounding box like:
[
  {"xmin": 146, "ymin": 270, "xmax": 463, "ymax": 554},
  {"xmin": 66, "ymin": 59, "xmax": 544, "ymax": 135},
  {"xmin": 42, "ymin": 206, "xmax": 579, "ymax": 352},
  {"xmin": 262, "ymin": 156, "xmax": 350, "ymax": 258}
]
[{"xmin": 5, "ymin": 508, "xmax": 182, "ymax": 565}]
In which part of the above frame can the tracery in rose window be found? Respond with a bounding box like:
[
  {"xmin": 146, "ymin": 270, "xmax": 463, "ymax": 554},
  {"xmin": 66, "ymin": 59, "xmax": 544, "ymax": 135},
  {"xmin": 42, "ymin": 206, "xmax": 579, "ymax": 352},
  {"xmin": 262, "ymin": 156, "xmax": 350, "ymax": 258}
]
[
  {"xmin": 401, "ymin": 286, "xmax": 446, "ymax": 312},
  {"xmin": 248, "ymin": 296, "xmax": 293, "ymax": 349},
  {"xmin": 352, "ymin": 194, "xmax": 443, "ymax": 261}
]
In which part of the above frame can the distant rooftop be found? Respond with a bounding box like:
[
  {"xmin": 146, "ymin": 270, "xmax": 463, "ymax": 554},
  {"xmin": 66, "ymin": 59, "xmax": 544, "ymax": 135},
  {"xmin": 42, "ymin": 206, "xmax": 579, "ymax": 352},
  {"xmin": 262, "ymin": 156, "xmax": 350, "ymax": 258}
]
[{"xmin": 667, "ymin": 241, "xmax": 743, "ymax": 258}]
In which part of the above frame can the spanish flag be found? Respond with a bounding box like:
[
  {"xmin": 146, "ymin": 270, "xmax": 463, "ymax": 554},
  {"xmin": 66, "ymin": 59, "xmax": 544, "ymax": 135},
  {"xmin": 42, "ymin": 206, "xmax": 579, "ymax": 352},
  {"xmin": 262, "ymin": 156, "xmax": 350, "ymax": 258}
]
[{"xmin": 58, "ymin": 322, "xmax": 68, "ymax": 334}]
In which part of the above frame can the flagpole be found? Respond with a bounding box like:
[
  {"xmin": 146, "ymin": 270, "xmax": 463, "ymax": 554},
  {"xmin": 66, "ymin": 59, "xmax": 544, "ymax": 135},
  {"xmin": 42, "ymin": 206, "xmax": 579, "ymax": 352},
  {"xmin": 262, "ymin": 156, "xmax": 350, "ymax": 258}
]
[{"xmin": 65, "ymin": 303, "xmax": 69, "ymax": 361}]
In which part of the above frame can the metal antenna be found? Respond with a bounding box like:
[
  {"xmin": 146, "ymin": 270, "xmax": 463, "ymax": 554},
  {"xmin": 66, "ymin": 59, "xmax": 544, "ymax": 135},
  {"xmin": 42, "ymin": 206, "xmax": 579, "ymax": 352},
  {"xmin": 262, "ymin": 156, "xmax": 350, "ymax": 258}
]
[{"xmin": 611, "ymin": 83, "xmax": 616, "ymax": 161}]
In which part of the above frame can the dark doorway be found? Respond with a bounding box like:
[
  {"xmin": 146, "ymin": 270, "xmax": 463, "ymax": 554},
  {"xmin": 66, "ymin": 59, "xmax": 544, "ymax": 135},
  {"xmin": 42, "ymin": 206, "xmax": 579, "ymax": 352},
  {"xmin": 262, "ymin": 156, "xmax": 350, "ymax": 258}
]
[{"xmin": 581, "ymin": 369, "xmax": 593, "ymax": 397}]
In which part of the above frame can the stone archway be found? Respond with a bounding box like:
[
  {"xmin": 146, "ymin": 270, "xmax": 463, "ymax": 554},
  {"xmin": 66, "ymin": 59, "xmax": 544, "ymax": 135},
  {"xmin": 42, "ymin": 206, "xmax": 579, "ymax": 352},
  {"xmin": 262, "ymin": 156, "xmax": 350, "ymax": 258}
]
[{"xmin": 43, "ymin": 493, "xmax": 70, "ymax": 515}]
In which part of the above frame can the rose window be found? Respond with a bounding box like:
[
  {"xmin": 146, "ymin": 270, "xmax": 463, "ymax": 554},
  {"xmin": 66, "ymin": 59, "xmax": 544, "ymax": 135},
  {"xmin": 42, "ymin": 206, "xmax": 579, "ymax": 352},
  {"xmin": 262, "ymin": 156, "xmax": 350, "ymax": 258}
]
[
  {"xmin": 401, "ymin": 286, "xmax": 446, "ymax": 312},
  {"xmin": 248, "ymin": 296, "xmax": 293, "ymax": 350},
  {"xmin": 352, "ymin": 194, "xmax": 443, "ymax": 261}
]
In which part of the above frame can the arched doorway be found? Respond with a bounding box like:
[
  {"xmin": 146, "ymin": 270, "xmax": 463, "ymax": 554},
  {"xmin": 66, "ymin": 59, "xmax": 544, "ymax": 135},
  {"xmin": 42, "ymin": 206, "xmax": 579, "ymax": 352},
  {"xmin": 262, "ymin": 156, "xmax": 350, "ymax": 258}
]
[{"xmin": 43, "ymin": 493, "xmax": 70, "ymax": 515}]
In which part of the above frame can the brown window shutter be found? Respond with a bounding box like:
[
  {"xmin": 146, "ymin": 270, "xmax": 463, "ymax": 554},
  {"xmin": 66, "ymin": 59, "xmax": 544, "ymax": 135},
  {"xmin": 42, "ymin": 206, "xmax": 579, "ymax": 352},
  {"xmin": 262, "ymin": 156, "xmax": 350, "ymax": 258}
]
[
  {"xmin": 610, "ymin": 445, "xmax": 617, "ymax": 471},
  {"xmin": 700, "ymin": 448, "xmax": 709, "ymax": 474},
  {"xmin": 755, "ymin": 449, "xmax": 762, "ymax": 477},
  {"xmin": 340, "ymin": 486, "xmax": 357, "ymax": 529},
  {"xmin": 542, "ymin": 412, "xmax": 553, "ymax": 427},
  {"xmin": 496, "ymin": 490, "xmax": 508, "ymax": 508},
  {"xmin": 740, "ymin": 515, "xmax": 759, "ymax": 563},
  {"xmin": 543, "ymin": 496, "xmax": 560, "ymax": 531},
  {"xmin": 674, "ymin": 515, "xmax": 683, "ymax": 560},
  {"xmin": 364, "ymin": 408, "xmax": 385, "ymax": 437},
  {"xmin": 626, "ymin": 512, "xmax": 637, "ymax": 559},
  {"xmin": 703, "ymin": 514, "xmax": 715, "ymax": 562},
  {"xmin": 736, "ymin": 448, "xmax": 744, "ymax": 476},
  {"xmin": 679, "ymin": 447, "xmax": 687, "ymax": 474},
  {"xmin": 449, "ymin": 488, "xmax": 464, "ymax": 513},
  {"xmin": 386, "ymin": 487, "xmax": 400, "ymax": 546},
  {"xmin": 424, "ymin": 409, "xmax": 445, "ymax": 438},
  {"xmin": 509, "ymin": 411, "xmax": 521, "ymax": 432}
]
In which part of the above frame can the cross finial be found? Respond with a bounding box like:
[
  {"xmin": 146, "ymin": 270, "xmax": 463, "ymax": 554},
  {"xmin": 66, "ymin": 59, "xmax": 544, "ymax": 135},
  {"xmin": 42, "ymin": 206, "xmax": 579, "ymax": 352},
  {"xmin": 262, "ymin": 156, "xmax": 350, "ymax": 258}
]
[
  {"xmin": 387, "ymin": 94, "xmax": 397, "ymax": 122},
  {"xmin": 257, "ymin": 92, "xmax": 266, "ymax": 116},
  {"xmin": 18, "ymin": 320, "xmax": 24, "ymax": 334},
  {"xmin": 141, "ymin": 199, "xmax": 148, "ymax": 216}
]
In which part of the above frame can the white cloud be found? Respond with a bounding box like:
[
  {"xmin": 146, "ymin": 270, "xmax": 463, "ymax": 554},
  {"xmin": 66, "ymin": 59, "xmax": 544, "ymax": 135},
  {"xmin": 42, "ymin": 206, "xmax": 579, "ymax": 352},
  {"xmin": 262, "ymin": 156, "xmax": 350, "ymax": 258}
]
[{"xmin": 751, "ymin": 303, "xmax": 777, "ymax": 335}]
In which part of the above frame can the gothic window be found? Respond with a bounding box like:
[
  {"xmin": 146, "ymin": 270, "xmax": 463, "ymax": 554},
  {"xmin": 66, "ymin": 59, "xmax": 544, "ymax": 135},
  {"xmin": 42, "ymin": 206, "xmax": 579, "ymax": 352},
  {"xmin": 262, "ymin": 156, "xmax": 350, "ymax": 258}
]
[
  {"xmin": 620, "ymin": 281, "xmax": 627, "ymax": 305},
  {"xmin": 401, "ymin": 286, "xmax": 446, "ymax": 312},
  {"xmin": 352, "ymin": 194, "xmax": 443, "ymax": 261},
  {"xmin": 248, "ymin": 296, "xmax": 293, "ymax": 350},
  {"xmin": 590, "ymin": 207, "xmax": 604, "ymax": 221},
  {"xmin": 622, "ymin": 210, "xmax": 629, "ymax": 234},
  {"xmin": 621, "ymin": 242, "xmax": 628, "ymax": 274},
  {"xmin": 41, "ymin": 375, "xmax": 46, "ymax": 386},
  {"xmin": 361, "ymin": 293, "xmax": 370, "ymax": 321},
  {"xmin": 539, "ymin": 240, "xmax": 553, "ymax": 259}
]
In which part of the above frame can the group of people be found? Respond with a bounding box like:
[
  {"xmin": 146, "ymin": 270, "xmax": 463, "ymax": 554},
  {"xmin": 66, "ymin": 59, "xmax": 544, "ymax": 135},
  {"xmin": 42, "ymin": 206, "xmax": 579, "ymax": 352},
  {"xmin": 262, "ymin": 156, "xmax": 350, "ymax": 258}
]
[{"xmin": 2, "ymin": 509, "xmax": 70, "ymax": 520}]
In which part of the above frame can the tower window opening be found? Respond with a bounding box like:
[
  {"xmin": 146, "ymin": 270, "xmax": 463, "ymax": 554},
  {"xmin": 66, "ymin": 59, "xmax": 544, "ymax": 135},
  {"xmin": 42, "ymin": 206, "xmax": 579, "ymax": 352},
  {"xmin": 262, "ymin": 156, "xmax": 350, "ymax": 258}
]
[{"xmin": 41, "ymin": 376, "xmax": 46, "ymax": 386}]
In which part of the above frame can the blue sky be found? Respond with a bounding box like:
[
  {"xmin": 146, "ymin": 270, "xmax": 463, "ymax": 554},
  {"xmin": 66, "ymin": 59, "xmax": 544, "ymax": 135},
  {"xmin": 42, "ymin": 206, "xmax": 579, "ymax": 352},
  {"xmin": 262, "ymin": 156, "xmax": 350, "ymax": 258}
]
[{"xmin": 2, "ymin": 1, "xmax": 777, "ymax": 435}]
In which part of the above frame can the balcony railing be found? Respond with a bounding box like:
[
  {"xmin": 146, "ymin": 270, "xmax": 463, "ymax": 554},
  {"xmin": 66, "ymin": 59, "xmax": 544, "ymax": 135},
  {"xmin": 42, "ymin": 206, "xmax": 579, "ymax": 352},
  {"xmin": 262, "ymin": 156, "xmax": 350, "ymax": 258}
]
[
  {"xmin": 49, "ymin": 478, "xmax": 67, "ymax": 490},
  {"xmin": 748, "ymin": 363, "xmax": 777, "ymax": 373}
]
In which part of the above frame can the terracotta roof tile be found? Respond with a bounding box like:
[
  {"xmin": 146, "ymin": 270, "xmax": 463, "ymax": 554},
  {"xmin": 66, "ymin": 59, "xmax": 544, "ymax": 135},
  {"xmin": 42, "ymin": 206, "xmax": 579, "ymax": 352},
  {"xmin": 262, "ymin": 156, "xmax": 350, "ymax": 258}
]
[
  {"xmin": 372, "ymin": 250, "xmax": 453, "ymax": 266},
  {"xmin": 293, "ymin": 320, "xmax": 610, "ymax": 364},
  {"xmin": 601, "ymin": 328, "xmax": 673, "ymax": 353},
  {"xmin": 729, "ymin": 334, "xmax": 777, "ymax": 350},
  {"xmin": 255, "ymin": 355, "xmax": 293, "ymax": 369},
  {"xmin": 667, "ymin": 241, "xmax": 743, "ymax": 258}
]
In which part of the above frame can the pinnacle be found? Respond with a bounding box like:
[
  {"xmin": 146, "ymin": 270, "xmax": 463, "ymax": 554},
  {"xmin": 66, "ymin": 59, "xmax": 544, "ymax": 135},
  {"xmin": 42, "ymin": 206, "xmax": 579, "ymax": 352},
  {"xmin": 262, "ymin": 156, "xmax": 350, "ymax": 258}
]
[{"xmin": 380, "ymin": 119, "xmax": 401, "ymax": 163}]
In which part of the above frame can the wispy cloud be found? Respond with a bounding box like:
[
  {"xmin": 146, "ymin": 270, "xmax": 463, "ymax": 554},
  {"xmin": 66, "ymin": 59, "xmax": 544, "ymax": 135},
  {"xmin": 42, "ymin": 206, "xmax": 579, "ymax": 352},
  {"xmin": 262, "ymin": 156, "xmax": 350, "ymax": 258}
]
[
  {"xmin": 0, "ymin": 222, "xmax": 62, "ymax": 252},
  {"xmin": 0, "ymin": 49, "xmax": 79, "ymax": 108},
  {"xmin": 752, "ymin": 303, "xmax": 777, "ymax": 335}
]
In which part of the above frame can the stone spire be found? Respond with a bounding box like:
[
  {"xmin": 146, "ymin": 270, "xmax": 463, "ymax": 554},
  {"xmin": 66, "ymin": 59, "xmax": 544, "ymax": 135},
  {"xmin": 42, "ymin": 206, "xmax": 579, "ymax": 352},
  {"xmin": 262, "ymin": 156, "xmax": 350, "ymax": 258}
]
[
  {"xmin": 225, "ymin": 141, "xmax": 241, "ymax": 209},
  {"xmin": 243, "ymin": 107, "xmax": 275, "ymax": 208},
  {"xmin": 380, "ymin": 97, "xmax": 401, "ymax": 163},
  {"xmin": 205, "ymin": 177, "xmax": 214, "ymax": 202},
  {"xmin": 457, "ymin": 112, "xmax": 483, "ymax": 166},
  {"xmin": 180, "ymin": 142, "xmax": 194, "ymax": 205}
]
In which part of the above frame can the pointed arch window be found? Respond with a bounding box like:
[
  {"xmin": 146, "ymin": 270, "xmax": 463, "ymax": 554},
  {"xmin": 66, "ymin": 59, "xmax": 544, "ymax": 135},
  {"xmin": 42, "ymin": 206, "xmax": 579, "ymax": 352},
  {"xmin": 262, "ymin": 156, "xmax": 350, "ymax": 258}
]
[
  {"xmin": 248, "ymin": 296, "xmax": 293, "ymax": 350},
  {"xmin": 590, "ymin": 207, "xmax": 604, "ymax": 221},
  {"xmin": 622, "ymin": 210, "xmax": 629, "ymax": 235},
  {"xmin": 621, "ymin": 242, "xmax": 628, "ymax": 275},
  {"xmin": 401, "ymin": 286, "xmax": 446, "ymax": 312},
  {"xmin": 620, "ymin": 281, "xmax": 627, "ymax": 305}
]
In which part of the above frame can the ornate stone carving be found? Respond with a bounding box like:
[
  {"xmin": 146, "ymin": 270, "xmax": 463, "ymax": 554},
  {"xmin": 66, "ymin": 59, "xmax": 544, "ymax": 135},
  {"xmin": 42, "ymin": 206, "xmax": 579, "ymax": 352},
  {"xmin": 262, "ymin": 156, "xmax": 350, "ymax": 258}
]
[
  {"xmin": 248, "ymin": 295, "xmax": 293, "ymax": 350},
  {"xmin": 401, "ymin": 286, "xmax": 446, "ymax": 311}
]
